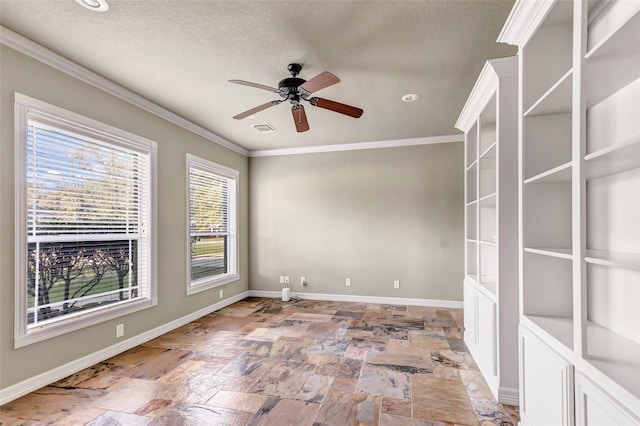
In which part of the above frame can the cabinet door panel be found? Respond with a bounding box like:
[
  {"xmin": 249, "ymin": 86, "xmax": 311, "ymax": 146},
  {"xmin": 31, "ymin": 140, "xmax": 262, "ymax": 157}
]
[
  {"xmin": 575, "ymin": 373, "xmax": 640, "ymax": 426},
  {"xmin": 476, "ymin": 291, "xmax": 497, "ymax": 375},
  {"xmin": 464, "ymin": 279, "xmax": 476, "ymax": 345},
  {"xmin": 520, "ymin": 326, "xmax": 574, "ymax": 426}
]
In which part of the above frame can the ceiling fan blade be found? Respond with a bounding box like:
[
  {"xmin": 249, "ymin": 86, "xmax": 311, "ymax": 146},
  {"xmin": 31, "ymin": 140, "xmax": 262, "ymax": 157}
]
[
  {"xmin": 309, "ymin": 97, "xmax": 363, "ymax": 118},
  {"xmin": 228, "ymin": 79, "xmax": 279, "ymax": 93},
  {"xmin": 233, "ymin": 101, "xmax": 280, "ymax": 120},
  {"xmin": 292, "ymin": 104, "xmax": 310, "ymax": 132},
  {"xmin": 298, "ymin": 71, "xmax": 340, "ymax": 94}
]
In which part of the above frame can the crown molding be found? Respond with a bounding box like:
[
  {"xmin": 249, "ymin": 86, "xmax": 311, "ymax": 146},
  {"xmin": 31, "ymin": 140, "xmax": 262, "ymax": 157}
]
[
  {"xmin": 455, "ymin": 56, "xmax": 517, "ymax": 132},
  {"xmin": 497, "ymin": 0, "xmax": 555, "ymax": 47},
  {"xmin": 0, "ymin": 26, "xmax": 249, "ymax": 157},
  {"xmin": 249, "ymin": 134, "xmax": 463, "ymax": 157},
  {"xmin": 1, "ymin": 26, "xmax": 463, "ymax": 159}
]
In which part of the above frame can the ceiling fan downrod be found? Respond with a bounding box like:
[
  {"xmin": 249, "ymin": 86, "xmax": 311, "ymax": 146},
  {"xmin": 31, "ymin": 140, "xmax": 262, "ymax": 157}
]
[{"xmin": 287, "ymin": 63, "xmax": 302, "ymax": 77}]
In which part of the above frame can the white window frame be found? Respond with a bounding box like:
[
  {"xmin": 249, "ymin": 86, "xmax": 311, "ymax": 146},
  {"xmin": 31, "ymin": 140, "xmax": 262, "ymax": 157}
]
[
  {"xmin": 14, "ymin": 93, "xmax": 157, "ymax": 348},
  {"xmin": 186, "ymin": 154, "xmax": 239, "ymax": 295}
]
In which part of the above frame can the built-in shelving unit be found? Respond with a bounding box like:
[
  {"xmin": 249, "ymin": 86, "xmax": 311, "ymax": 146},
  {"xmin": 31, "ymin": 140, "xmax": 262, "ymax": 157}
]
[
  {"xmin": 456, "ymin": 56, "xmax": 519, "ymax": 405},
  {"xmin": 499, "ymin": 0, "xmax": 640, "ymax": 424}
]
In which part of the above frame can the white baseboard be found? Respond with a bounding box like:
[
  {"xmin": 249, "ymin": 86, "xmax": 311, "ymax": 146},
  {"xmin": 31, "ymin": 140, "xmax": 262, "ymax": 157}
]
[
  {"xmin": 248, "ymin": 290, "xmax": 463, "ymax": 309},
  {"xmin": 498, "ymin": 387, "xmax": 520, "ymax": 406},
  {"xmin": 0, "ymin": 291, "xmax": 249, "ymax": 406},
  {"xmin": 465, "ymin": 335, "xmax": 520, "ymax": 406}
]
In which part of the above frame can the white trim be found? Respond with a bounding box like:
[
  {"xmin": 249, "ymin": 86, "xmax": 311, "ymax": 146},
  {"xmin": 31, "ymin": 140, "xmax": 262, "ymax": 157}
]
[
  {"xmin": 185, "ymin": 154, "xmax": 240, "ymax": 296},
  {"xmin": 0, "ymin": 26, "xmax": 249, "ymax": 157},
  {"xmin": 1, "ymin": 26, "xmax": 464, "ymax": 158},
  {"xmin": 455, "ymin": 57, "xmax": 517, "ymax": 132},
  {"xmin": 0, "ymin": 289, "xmax": 463, "ymax": 405},
  {"xmin": 499, "ymin": 386, "xmax": 520, "ymax": 406},
  {"xmin": 0, "ymin": 291, "xmax": 249, "ymax": 406},
  {"xmin": 247, "ymin": 290, "xmax": 463, "ymax": 309},
  {"xmin": 497, "ymin": 0, "xmax": 556, "ymax": 47},
  {"xmin": 249, "ymin": 134, "xmax": 463, "ymax": 157},
  {"xmin": 13, "ymin": 93, "xmax": 159, "ymax": 348}
]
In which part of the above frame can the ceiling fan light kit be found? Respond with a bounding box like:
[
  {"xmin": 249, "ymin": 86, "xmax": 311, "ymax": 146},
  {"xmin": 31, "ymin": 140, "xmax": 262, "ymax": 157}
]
[{"xmin": 230, "ymin": 63, "xmax": 363, "ymax": 133}]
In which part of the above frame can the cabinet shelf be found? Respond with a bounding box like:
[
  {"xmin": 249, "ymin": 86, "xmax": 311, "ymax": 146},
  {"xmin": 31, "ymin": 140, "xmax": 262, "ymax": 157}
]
[
  {"xmin": 524, "ymin": 113, "xmax": 572, "ymax": 180},
  {"xmin": 524, "ymin": 69, "xmax": 573, "ymax": 117},
  {"xmin": 466, "ymin": 122, "xmax": 478, "ymax": 168},
  {"xmin": 525, "ymin": 247, "xmax": 573, "ymax": 260},
  {"xmin": 524, "ymin": 314, "xmax": 574, "ymax": 351},
  {"xmin": 479, "ymin": 192, "xmax": 497, "ymax": 203},
  {"xmin": 457, "ymin": 57, "xmax": 518, "ymax": 404},
  {"xmin": 466, "ymin": 203, "xmax": 477, "ymax": 240},
  {"xmin": 585, "ymin": 135, "xmax": 640, "ymax": 180},
  {"xmin": 480, "ymin": 142, "xmax": 497, "ymax": 159},
  {"xmin": 585, "ymin": 10, "xmax": 640, "ymax": 109},
  {"xmin": 524, "ymin": 161, "xmax": 572, "ymax": 184},
  {"xmin": 524, "ymin": 180, "xmax": 572, "ymax": 249},
  {"xmin": 502, "ymin": 0, "xmax": 639, "ymax": 419},
  {"xmin": 479, "ymin": 282, "xmax": 497, "ymax": 299},
  {"xmin": 479, "ymin": 95, "xmax": 497, "ymax": 154},
  {"xmin": 585, "ymin": 321, "xmax": 640, "ymax": 399},
  {"xmin": 585, "ymin": 249, "xmax": 640, "ymax": 271}
]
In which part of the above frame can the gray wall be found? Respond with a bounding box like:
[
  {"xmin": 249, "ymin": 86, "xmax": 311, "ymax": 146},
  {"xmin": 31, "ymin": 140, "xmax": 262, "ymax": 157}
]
[
  {"xmin": 249, "ymin": 143, "xmax": 464, "ymax": 301},
  {"xmin": 0, "ymin": 45, "xmax": 249, "ymax": 389}
]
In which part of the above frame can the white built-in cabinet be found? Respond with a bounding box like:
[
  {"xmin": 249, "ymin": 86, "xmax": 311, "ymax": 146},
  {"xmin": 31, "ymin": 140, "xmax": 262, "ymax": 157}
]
[
  {"xmin": 499, "ymin": 0, "xmax": 640, "ymax": 424},
  {"xmin": 456, "ymin": 56, "xmax": 519, "ymax": 405}
]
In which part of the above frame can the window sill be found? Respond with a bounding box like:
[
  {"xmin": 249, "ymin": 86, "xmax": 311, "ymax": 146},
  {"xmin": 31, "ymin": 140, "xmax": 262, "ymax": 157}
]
[
  {"xmin": 187, "ymin": 274, "xmax": 239, "ymax": 296},
  {"xmin": 15, "ymin": 297, "xmax": 157, "ymax": 349}
]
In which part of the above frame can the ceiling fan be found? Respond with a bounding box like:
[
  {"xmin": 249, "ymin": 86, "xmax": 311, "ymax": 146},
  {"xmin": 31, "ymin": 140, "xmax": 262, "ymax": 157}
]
[{"xmin": 229, "ymin": 63, "xmax": 363, "ymax": 132}]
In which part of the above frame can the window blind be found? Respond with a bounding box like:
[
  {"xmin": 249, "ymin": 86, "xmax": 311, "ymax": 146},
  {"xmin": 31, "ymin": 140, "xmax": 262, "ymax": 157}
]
[
  {"xmin": 188, "ymin": 160, "xmax": 237, "ymax": 287},
  {"xmin": 25, "ymin": 116, "xmax": 151, "ymax": 327}
]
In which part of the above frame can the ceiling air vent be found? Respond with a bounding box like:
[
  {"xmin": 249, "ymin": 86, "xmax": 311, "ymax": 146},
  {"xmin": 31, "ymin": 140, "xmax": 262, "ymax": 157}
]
[{"xmin": 251, "ymin": 123, "xmax": 276, "ymax": 133}]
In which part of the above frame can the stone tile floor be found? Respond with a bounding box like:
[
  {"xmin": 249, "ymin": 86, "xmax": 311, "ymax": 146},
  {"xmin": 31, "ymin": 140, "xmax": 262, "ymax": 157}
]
[{"xmin": 0, "ymin": 297, "xmax": 520, "ymax": 425}]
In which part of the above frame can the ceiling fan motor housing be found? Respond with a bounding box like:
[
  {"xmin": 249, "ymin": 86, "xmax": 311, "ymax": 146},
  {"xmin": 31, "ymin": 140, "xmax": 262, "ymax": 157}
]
[{"xmin": 278, "ymin": 77, "xmax": 306, "ymax": 96}]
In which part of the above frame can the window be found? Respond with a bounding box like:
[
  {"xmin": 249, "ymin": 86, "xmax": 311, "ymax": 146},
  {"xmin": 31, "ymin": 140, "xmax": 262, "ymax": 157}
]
[
  {"xmin": 187, "ymin": 154, "xmax": 238, "ymax": 294},
  {"xmin": 14, "ymin": 94, "xmax": 157, "ymax": 348}
]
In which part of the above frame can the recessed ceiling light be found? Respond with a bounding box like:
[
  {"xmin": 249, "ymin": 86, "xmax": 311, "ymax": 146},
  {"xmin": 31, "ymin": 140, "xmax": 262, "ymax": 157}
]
[
  {"xmin": 245, "ymin": 115, "xmax": 256, "ymax": 120},
  {"xmin": 75, "ymin": 0, "xmax": 109, "ymax": 12},
  {"xmin": 402, "ymin": 93, "xmax": 419, "ymax": 102}
]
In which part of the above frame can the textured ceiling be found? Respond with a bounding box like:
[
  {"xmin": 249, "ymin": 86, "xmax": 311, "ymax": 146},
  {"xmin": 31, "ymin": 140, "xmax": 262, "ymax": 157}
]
[{"xmin": 0, "ymin": 0, "xmax": 516, "ymax": 152}]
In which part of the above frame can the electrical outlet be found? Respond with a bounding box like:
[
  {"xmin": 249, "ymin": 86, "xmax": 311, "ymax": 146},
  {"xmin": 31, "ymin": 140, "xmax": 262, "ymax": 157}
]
[
  {"xmin": 284, "ymin": 276, "xmax": 290, "ymax": 285},
  {"xmin": 219, "ymin": 289, "xmax": 224, "ymax": 299},
  {"xmin": 279, "ymin": 276, "xmax": 285, "ymax": 284},
  {"xmin": 116, "ymin": 323, "xmax": 124, "ymax": 338},
  {"xmin": 301, "ymin": 276, "xmax": 306, "ymax": 286},
  {"xmin": 346, "ymin": 278, "xmax": 351, "ymax": 287},
  {"xmin": 393, "ymin": 280, "xmax": 400, "ymax": 289}
]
